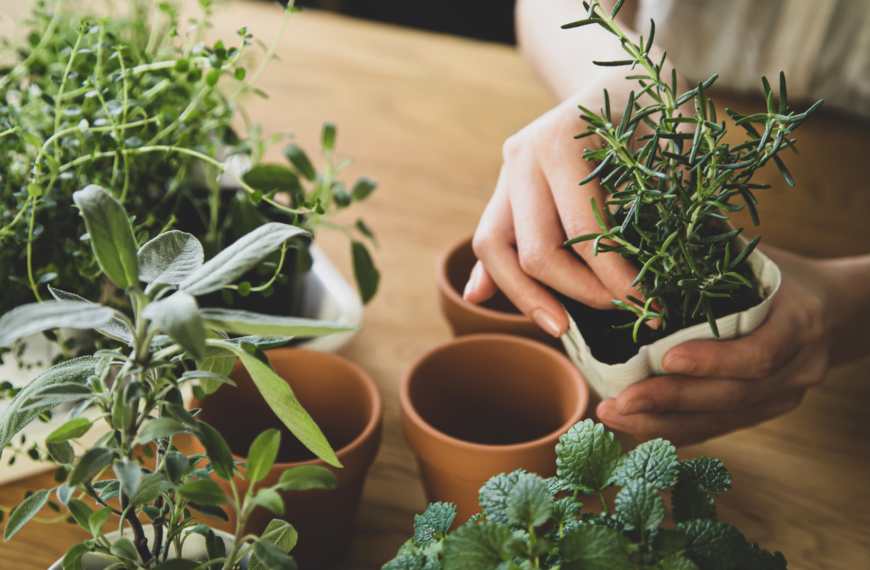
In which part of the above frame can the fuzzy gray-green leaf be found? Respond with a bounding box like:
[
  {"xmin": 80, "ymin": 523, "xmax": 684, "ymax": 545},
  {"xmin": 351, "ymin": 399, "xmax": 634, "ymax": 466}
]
[
  {"xmin": 0, "ymin": 301, "xmax": 114, "ymax": 347},
  {"xmin": 73, "ymin": 185, "xmax": 139, "ymax": 289},
  {"xmin": 142, "ymin": 292, "xmax": 206, "ymax": 360},
  {"xmin": 138, "ymin": 230, "xmax": 204, "ymax": 285},
  {"xmin": 3, "ymin": 488, "xmax": 50, "ymax": 541},
  {"xmin": 200, "ymin": 308, "xmax": 356, "ymax": 338}
]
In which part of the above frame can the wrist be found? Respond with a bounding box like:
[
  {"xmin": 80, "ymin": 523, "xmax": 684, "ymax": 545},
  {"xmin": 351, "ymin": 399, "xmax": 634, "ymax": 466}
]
[{"xmin": 815, "ymin": 255, "xmax": 870, "ymax": 365}]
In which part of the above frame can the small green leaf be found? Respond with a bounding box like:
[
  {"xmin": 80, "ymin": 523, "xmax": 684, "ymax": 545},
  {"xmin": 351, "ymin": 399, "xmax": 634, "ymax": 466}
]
[
  {"xmin": 176, "ymin": 478, "xmax": 227, "ymax": 505},
  {"xmin": 110, "ymin": 537, "xmax": 138, "ymax": 561},
  {"xmin": 351, "ymin": 177, "xmax": 377, "ymax": 201},
  {"xmin": 113, "ymin": 460, "xmax": 141, "ymax": 499},
  {"xmin": 253, "ymin": 538, "xmax": 298, "ymax": 570},
  {"xmin": 506, "ymin": 472, "xmax": 552, "ymax": 527},
  {"xmin": 441, "ymin": 522, "xmax": 512, "ymax": 570},
  {"xmin": 277, "ymin": 465, "xmax": 337, "ymax": 491},
  {"xmin": 66, "ymin": 499, "xmax": 94, "ymax": 531},
  {"xmin": 613, "ymin": 439, "xmax": 679, "ymax": 489},
  {"xmin": 142, "ymin": 292, "xmax": 206, "ymax": 360},
  {"xmin": 46, "ymin": 418, "xmax": 93, "ymax": 444},
  {"xmin": 193, "ymin": 421, "xmax": 235, "ymax": 480},
  {"xmin": 559, "ymin": 524, "xmax": 635, "ymax": 570},
  {"xmin": 351, "ymin": 240, "xmax": 379, "ymax": 304},
  {"xmin": 88, "ymin": 506, "xmax": 112, "ymax": 536},
  {"xmin": 130, "ymin": 472, "xmax": 172, "ymax": 506},
  {"xmin": 412, "ymin": 502, "xmax": 456, "ymax": 547},
  {"xmin": 671, "ymin": 478, "xmax": 716, "ymax": 523},
  {"xmin": 479, "ymin": 470, "xmax": 523, "ymax": 525},
  {"xmin": 251, "ymin": 488, "xmax": 285, "ymax": 515},
  {"xmin": 673, "ymin": 520, "xmax": 749, "ymax": 570},
  {"xmin": 61, "ymin": 542, "xmax": 90, "ymax": 570},
  {"xmin": 556, "ymin": 420, "xmax": 622, "ymax": 493},
  {"xmin": 72, "ymin": 185, "xmax": 139, "ymax": 289},
  {"xmin": 249, "ymin": 520, "xmax": 299, "ymax": 570},
  {"xmin": 136, "ymin": 417, "xmax": 186, "ymax": 444},
  {"xmin": 246, "ymin": 429, "xmax": 281, "ymax": 483},
  {"xmin": 164, "ymin": 451, "xmax": 189, "ymax": 484},
  {"xmin": 46, "ymin": 442, "xmax": 75, "ymax": 464},
  {"xmin": 138, "ymin": 231, "xmax": 204, "ymax": 286},
  {"xmin": 282, "ymin": 144, "xmax": 316, "ymax": 181},
  {"xmin": 615, "ymin": 479, "xmax": 665, "ymax": 532},
  {"xmin": 678, "ymin": 458, "xmax": 732, "ymax": 494},
  {"xmin": 321, "ymin": 121, "xmax": 336, "ymax": 151},
  {"xmin": 3, "ymin": 489, "xmax": 50, "ymax": 541},
  {"xmin": 27, "ymin": 183, "xmax": 43, "ymax": 198},
  {"xmin": 243, "ymin": 164, "xmax": 301, "ymax": 196},
  {"xmin": 68, "ymin": 448, "xmax": 113, "ymax": 487}
]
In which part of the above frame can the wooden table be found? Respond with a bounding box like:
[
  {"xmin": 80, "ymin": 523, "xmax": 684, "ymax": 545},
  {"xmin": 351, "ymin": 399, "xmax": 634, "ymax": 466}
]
[{"xmin": 1, "ymin": 1, "xmax": 869, "ymax": 568}]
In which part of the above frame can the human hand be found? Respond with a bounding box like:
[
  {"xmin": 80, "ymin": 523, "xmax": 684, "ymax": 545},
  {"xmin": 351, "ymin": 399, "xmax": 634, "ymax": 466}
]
[
  {"xmin": 597, "ymin": 247, "xmax": 830, "ymax": 446},
  {"xmin": 464, "ymin": 82, "xmax": 646, "ymax": 338}
]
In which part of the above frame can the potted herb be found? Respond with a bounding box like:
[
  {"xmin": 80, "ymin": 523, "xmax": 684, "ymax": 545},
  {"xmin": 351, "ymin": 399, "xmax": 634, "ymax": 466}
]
[
  {"xmin": 0, "ymin": 184, "xmax": 354, "ymax": 568},
  {"xmin": 0, "ymin": 0, "xmax": 379, "ymax": 378},
  {"xmin": 384, "ymin": 419, "xmax": 788, "ymax": 570},
  {"xmin": 555, "ymin": 2, "xmax": 823, "ymax": 398}
]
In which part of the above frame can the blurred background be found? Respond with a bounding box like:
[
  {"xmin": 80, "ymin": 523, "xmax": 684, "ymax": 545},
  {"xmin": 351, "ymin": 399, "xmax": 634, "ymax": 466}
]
[{"xmin": 295, "ymin": 0, "xmax": 518, "ymax": 43}]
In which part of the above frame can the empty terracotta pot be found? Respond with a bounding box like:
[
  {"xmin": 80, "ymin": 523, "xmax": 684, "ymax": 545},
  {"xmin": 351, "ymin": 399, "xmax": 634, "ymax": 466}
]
[
  {"xmin": 190, "ymin": 348, "xmax": 382, "ymax": 569},
  {"xmin": 400, "ymin": 334, "xmax": 588, "ymax": 526},
  {"xmin": 436, "ymin": 234, "xmax": 560, "ymax": 347}
]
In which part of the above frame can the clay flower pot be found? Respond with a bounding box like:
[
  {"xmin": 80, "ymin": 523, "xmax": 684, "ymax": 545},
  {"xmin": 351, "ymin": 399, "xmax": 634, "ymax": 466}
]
[
  {"xmin": 191, "ymin": 348, "xmax": 382, "ymax": 569},
  {"xmin": 436, "ymin": 235, "xmax": 560, "ymax": 348},
  {"xmin": 400, "ymin": 334, "xmax": 588, "ymax": 525}
]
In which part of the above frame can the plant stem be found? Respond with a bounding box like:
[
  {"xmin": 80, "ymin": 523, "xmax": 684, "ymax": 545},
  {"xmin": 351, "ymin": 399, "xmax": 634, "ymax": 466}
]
[
  {"xmin": 0, "ymin": 0, "xmax": 65, "ymax": 92},
  {"xmin": 26, "ymin": 199, "xmax": 42, "ymax": 302}
]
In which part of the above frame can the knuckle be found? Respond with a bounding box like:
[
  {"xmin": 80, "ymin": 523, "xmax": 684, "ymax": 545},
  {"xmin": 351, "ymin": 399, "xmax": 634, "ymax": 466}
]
[
  {"xmin": 800, "ymin": 295, "xmax": 826, "ymax": 343},
  {"xmin": 501, "ymin": 134, "xmax": 526, "ymax": 162},
  {"xmin": 752, "ymin": 348, "xmax": 778, "ymax": 378},
  {"xmin": 471, "ymin": 232, "xmax": 495, "ymax": 260},
  {"xmin": 516, "ymin": 244, "xmax": 551, "ymax": 278}
]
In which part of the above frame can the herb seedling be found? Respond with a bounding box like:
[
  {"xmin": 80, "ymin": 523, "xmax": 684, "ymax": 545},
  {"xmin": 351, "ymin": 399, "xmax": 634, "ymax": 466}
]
[
  {"xmin": 385, "ymin": 420, "xmax": 787, "ymax": 570},
  {"xmin": 564, "ymin": 1, "xmax": 822, "ymax": 341},
  {"xmin": 0, "ymin": 184, "xmax": 352, "ymax": 568}
]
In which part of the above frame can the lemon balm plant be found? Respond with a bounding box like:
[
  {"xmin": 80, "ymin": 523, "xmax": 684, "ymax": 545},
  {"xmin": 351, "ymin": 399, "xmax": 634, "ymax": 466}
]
[
  {"xmin": 384, "ymin": 420, "xmax": 787, "ymax": 570},
  {"xmin": 561, "ymin": 1, "xmax": 822, "ymax": 347},
  {"xmin": 0, "ymin": 0, "xmax": 380, "ymax": 349},
  {"xmin": 0, "ymin": 185, "xmax": 352, "ymax": 568}
]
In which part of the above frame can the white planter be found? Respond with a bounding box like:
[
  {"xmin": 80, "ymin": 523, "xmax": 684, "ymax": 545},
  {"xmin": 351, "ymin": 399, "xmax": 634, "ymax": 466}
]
[
  {"xmin": 561, "ymin": 246, "xmax": 782, "ymax": 399},
  {"xmin": 48, "ymin": 527, "xmax": 244, "ymax": 570}
]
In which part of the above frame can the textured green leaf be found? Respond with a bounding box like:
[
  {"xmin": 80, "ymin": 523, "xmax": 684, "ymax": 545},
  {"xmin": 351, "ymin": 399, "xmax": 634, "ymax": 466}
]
[
  {"xmin": 246, "ymin": 429, "xmax": 281, "ymax": 483},
  {"xmin": 251, "ymin": 488, "xmax": 285, "ymax": 515},
  {"xmin": 46, "ymin": 418, "xmax": 93, "ymax": 444},
  {"xmin": 506, "ymin": 472, "xmax": 552, "ymax": 527},
  {"xmin": 68, "ymin": 448, "xmax": 113, "ymax": 487},
  {"xmin": 164, "ymin": 451, "xmax": 189, "ymax": 485},
  {"xmin": 177, "ymin": 478, "xmax": 227, "ymax": 505},
  {"xmin": 130, "ymin": 472, "xmax": 173, "ymax": 506},
  {"xmin": 3, "ymin": 488, "xmax": 49, "ymax": 541},
  {"xmin": 660, "ymin": 554, "xmax": 699, "ymax": 570},
  {"xmin": 73, "ymin": 185, "xmax": 139, "ymax": 289},
  {"xmin": 0, "ymin": 302, "xmax": 114, "ymax": 347},
  {"xmin": 142, "ymin": 292, "xmax": 206, "ymax": 360},
  {"xmin": 66, "ymin": 499, "xmax": 94, "ymax": 531},
  {"xmin": 253, "ymin": 538, "xmax": 298, "ymax": 570},
  {"xmin": 478, "ymin": 470, "xmax": 524, "ymax": 525},
  {"xmin": 113, "ymin": 460, "xmax": 141, "ymax": 500},
  {"xmin": 200, "ymin": 308, "xmax": 356, "ymax": 338},
  {"xmin": 88, "ymin": 506, "xmax": 112, "ymax": 536},
  {"xmin": 678, "ymin": 458, "xmax": 732, "ymax": 494},
  {"xmin": 614, "ymin": 479, "xmax": 665, "ymax": 531},
  {"xmin": 383, "ymin": 542, "xmax": 427, "ymax": 570},
  {"xmin": 138, "ymin": 230, "xmax": 204, "ymax": 285},
  {"xmin": 673, "ymin": 520, "xmax": 749, "ymax": 570},
  {"xmin": 137, "ymin": 417, "xmax": 186, "ymax": 444},
  {"xmin": 559, "ymin": 524, "xmax": 635, "ymax": 570},
  {"xmin": 208, "ymin": 340, "xmax": 340, "ymax": 468},
  {"xmin": 671, "ymin": 478, "xmax": 716, "ymax": 523},
  {"xmin": 413, "ymin": 502, "xmax": 457, "ymax": 547},
  {"xmin": 441, "ymin": 522, "xmax": 512, "ymax": 570},
  {"xmin": 556, "ymin": 420, "xmax": 623, "ymax": 493},
  {"xmin": 20, "ymin": 382, "xmax": 91, "ymax": 411},
  {"xmin": 110, "ymin": 537, "xmax": 138, "ymax": 561},
  {"xmin": 743, "ymin": 542, "xmax": 788, "ymax": 570},
  {"xmin": 351, "ymin": 240, "xmax": 380, "ymax": 304},
  {"xmin": 187, "ymin": 501, "xmax": 229, "ymax": 522},
  {"xmin": 192, "ymin": 421, "xmax": 235, "ymax": 480},
  {"xmin": 613, "ymin": 439, "xmax": 678, "ymax": 489},
  {"xmin": 277, "ymin": 465, "xmax": 337, "ymax": 491},
  {"xmin": 551, "ymin": 497, "xmax": 581, "ymax": 525},
  {"xmin": 179, "ymin": 223, "xmax": 309, "ymax": 296},
  {"xmin": 47, "ymin": 441, "xmax": 75, "ymax": 464}
]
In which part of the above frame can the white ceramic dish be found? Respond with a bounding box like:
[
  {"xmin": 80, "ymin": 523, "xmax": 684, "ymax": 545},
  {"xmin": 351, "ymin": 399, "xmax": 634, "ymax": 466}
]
[
  {"xmin": 561, "ymin": 246, "xmax": 781, "ymax": 399},
  {"xmin": 47, "ymin": 527, "xmax": 244, "ymax": 570}
]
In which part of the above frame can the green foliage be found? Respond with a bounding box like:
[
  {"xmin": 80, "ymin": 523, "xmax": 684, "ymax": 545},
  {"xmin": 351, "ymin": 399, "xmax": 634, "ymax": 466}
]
[
  {"xmin": 384, "ymin": 422, "xmax": 786, "ymax": 570},
  {"xmin": 562, "ymin": 1, "xmax": 822, "ymax": 339},
  {"xmin": 0, "ymin": 0, "xmax": 379, "ymax": 333},
  {"xmin": 0, "ymin": 185, "xmax": 356, "ymax": 567}
]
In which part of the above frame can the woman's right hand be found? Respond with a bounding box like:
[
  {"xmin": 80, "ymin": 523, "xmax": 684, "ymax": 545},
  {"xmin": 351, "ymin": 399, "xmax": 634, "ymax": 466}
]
[{"xmin": 464, "ymin": 83, "xmax": 646, "ymax": 338}]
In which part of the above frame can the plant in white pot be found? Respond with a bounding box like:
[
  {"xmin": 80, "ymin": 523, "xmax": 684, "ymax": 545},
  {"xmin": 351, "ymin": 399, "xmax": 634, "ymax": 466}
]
[
  {"xmin": 557, "ymin": 1, "xmax": 823, "ymax": 398},
  {"xmin": 0, "ymin": 185, "xmax": 353, "ymax": 569}
]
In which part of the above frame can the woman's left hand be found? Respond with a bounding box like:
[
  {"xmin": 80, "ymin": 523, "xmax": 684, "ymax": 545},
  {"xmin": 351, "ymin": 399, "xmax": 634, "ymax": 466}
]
[{"xmin": 597, "ymin": 247, "xmax": 831, "ymax": 446}]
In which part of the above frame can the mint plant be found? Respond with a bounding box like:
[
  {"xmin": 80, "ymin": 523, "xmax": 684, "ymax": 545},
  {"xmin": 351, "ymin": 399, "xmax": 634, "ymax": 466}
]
[
  {"xmin": 0, "ymin": 0, "xmax": 379, "ymax": 339},
  {"xmin": 384, "ymin": 420, "xmax": 787, "ymax": 570},
  {"xmin": 0, "ymin": 184, "xmax": 352, "ymax": 568},
  {"xmin": 563, "ymin": 1, "xmax": 822, "ymax": 341}
]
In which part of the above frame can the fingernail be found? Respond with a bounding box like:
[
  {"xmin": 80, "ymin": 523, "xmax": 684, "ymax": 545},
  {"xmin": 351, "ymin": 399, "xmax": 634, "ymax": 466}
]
[
  {"xmin": 532, "ymin": 309, "xmax": 561, "ymax": 337},
  {"xmin": 463, "ymin": 264, "xmax": 481, "ymax": 301},
  {"xmin": 663, "ymin": 355, "xmax": 696, "ymax": 374},
  {"xmin": 620, "ymin": 398, "xmax": 653, "ymax": 415}
]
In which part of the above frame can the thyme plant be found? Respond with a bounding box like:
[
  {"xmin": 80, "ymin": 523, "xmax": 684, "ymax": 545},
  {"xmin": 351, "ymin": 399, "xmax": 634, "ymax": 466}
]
[
  {"xmin": 0, "ymin": 185, "xmax": 352, "ymax": 568},
  {"xmin": 563, "ymin": 1, "xmax": 823, "ymax": 341},
  {"xmin": 0, "ymin": 0, "xmax": 379, "ymax": 338},
  {"xmin": 384, "ymin": 420, "xmax": 787, "ymax": 570}
]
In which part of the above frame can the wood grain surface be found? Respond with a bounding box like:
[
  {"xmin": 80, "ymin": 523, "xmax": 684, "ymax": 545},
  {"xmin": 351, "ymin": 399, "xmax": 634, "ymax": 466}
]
[{"xmin": 0, "ymin": 1, "xmax": 868, "ymax": 568}]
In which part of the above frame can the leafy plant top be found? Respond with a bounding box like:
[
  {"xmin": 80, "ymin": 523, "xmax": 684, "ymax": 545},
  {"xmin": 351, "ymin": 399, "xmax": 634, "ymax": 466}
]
[
  {"xmin": 563, "ymin": 1, "xmax": 822, "ymax": 340},
  {"xmin": 0, "ymin": 184, "xmax": 353, "ymax": 568},
  {"xmin": 384, "ymin": 420, "xmax": 786, "ymax": 570}
]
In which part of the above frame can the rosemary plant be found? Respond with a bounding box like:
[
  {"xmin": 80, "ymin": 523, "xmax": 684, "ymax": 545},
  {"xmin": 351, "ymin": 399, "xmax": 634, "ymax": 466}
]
[
  {"xmin": 0, "ymin": 0, "xmax": 379, "ymax": 340},
  {"xmin": 0, "ymin": 185, "xmax": 352, "ymax": 568},
  {"xmin": 563, "ymin": 0, "xmax": 823, "ymax": 341}
]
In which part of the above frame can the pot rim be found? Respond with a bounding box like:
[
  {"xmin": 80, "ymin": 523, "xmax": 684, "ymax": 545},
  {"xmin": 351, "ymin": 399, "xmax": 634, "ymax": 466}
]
[
  {"xmin": 198, "ymin": 347, "xmax": 382, "ymax": 469},
  {"xmin": 400, "ymin": 333, "xmax": 588, "ymax": 454},
  {"xmin": 436, "ymin": 234, "xmax": 533, "ymax": 325}
]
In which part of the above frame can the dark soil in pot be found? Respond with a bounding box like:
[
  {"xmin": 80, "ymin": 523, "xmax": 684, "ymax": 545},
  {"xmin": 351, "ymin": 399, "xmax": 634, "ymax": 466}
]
[{"xmin": 556, "ymin": 260, "xmax": 762, "ymax": 365}]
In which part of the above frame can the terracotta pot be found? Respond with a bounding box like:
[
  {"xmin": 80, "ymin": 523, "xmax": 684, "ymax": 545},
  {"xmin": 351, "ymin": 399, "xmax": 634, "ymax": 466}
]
[
  {"xmin": 400, "ymin": 334, "xmax": 588, "ymax": 526},
  {"xmin": 436, "ymin": 234, "xmax": 561, "ymax": 348},
  {"xmin": 191, "ymin": 348, "xmax": 382, "ymax": 569}
]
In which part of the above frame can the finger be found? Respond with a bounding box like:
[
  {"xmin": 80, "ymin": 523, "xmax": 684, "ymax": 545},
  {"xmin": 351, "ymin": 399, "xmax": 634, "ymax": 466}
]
[
  {"xmin": 661, "ymin": 288, "xmax": 804, "ymax": 379},
  {"xmin": 503, "ymin": 133, "xmax": 613, "ymax": 309},
  {"xmin": 472, "ymin": 172, "xmax": 568, "ymax": 337},
  {"xmin": 463, "ymin": 260, "xmax": 497, "ymax": 304},
  {"xmin": 597, "ymin": 388, "xmax": 807, "ymax": 446},
  {"xmin": 531, "ymin": 110, "xmax": 643, "ymax": 307}
]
